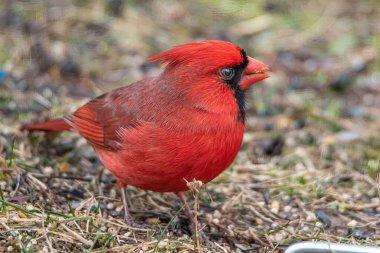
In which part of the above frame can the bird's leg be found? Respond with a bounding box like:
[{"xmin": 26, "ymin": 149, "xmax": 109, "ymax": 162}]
[
  {"xmin": 175, "ymin": 192, "xmax": 208, "ymax": 242},
  {"xmin": 175, "ymin": 192, "xmax": 194, "ymax": 221},
  {"xmin": 120, "ymin": 186, "xmax": 133, "ymax": 224},
  {"xmin": 120, "ymin": 186, "xmax": 149, "ymax": 229},
  {"xmin": 95, "ymin": 166, "xmax": 105, "ymax": 194}
]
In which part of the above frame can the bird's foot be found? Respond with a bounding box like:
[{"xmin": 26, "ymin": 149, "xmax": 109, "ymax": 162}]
[
  {"xmin": 188, "ymin": 222, "xmax": 209, "ymax": 244},
  {"xmin": 124, "ymin": 216, "xmax": 150, "ymax": 229}
]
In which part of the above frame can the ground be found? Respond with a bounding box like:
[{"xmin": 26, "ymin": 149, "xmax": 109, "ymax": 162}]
[{"xmin": 0, "ymin": 1, "xmax": 379, "ymax": 252}]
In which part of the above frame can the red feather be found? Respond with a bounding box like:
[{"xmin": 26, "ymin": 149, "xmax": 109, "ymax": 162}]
[{"xmin": 20, "ymin": 119, "xmax": 71, "ymax": 133}]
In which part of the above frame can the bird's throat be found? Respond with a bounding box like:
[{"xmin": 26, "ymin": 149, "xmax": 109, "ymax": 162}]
[{"xmin": 234, "ymin": 86, "xmax": 246, "ymax": 122}]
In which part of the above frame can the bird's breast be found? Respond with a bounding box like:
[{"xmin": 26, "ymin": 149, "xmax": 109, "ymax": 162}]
[{"xmin": 96, "ymin": 111, "xmax": 245, "ymax": 192}]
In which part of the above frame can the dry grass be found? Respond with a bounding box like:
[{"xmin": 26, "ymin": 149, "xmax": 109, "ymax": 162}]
[{"xmin": 1, "ymin": 0, "xmax": 380, "ymax": 252}]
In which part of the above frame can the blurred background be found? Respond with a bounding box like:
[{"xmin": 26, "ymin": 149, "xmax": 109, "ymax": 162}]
[
  {"xmin": 0, "ymin": 0, "xmax": 379, "ymax": 121},
  {"xmin": 0, "ymin": 0, "xmax": 379, "ymax": 252}
]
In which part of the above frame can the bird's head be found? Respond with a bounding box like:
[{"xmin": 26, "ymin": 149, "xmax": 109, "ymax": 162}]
[{"xmin": 149, "ymin": 40, "xmax": 270, "ymax": 91}]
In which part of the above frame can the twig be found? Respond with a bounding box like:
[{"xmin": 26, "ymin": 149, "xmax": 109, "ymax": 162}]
[
  {"xmin": 246, "ymin": 205, "xmax": 273, "ymax": 223},
  {"xmin": 347, "ymin": 202, "xmax": 380, "ymax": 211},
  {"xmin": 214, "ymin": 242, "xmax": 228, "ymax": 253},
  {"xmin": 186, "ymin": 179, "xmax": 203, "ymax": 253},
  {"xmin": 12, "ymin": 166, "xmax": 48, "ymax": 191},
  {"xmin": 61, "ymin": 223, "xmax": 92, "ymax": 246},
  {"xmin": 248, "ymin": 228, "xmax": 271, "ymax": 248},
  {"xmin": 100, "ymin": 218, "xmax": 150, "ymax": 231}
]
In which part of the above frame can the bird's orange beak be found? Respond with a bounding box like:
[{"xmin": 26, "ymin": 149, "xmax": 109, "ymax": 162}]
[{"xmin": 239, "ymin": 56, "xmax": 270, "ymax": 90}]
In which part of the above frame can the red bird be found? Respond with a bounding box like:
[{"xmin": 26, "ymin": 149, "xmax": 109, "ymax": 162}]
[{"xmin": 21, "ymin": 40, "xmax": 270, "ymax": 228}]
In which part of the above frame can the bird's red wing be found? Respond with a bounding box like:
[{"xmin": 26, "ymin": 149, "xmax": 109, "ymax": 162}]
[{"xmin": 64, "ymin": 91, "xmax": 139, "ymax": 151}]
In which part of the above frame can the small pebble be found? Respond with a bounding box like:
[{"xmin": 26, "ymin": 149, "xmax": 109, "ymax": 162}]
[
  {"xmin": 145, "ymin": 217, "xmax": 160, "ymax": 225},
  {"xmin": 227, "ymin": 228, "xmax": 234, "ymax": 237},
  {"xmin": 284, "ymin": 205, "xmax": 291, "ymax": 213},
  {"xmin": 59, "ymin": 162, "xmax": 70, "ymax": 173},
  {"xmin": 271, "ymin": 200, "xmax": 280, "ymax": 214},
  {"xmin": 315, "ymin": 222, "xmax": 323, "ymax": 228},
  {"xmin": 235, "ymin": 243, "xmax": 249, "ymax": 251},
  {"xmin": 106, "ymin": 203, "xmax": 114, "ymax": 210},
  {"xmin": 26, "ymin": 205, "xmax": 34, "ymax": 211},
  {"xmin": 306, "ymin": 211, "xmax": 316, "ymax": 221},
  {"xmin": 42, "ymin": 166, "xmax": 53, "ymax": 175},
  {"xmin": 255, "ymin": 218, "xmax": 263, "ymax": 225},
  {"xmin": 274, "ymin": 231, "xmax": 285, "ymax": 241},
  {"xmin": 210, "ymin": 201, "xmax": 218, "ymax": 208},
  {"xmin": 213, "ymin": 210, "xmax": 222, "ymax": 219},
  {"xmin": 205, "ymin": 213, "xmax": 213, "ymax": 223},
  {"xmin": 347, "ymin": 220, "xmax": 357, "ymax": 227},
  {"xmin": 220, "ymin": 188, "xmax": 229, "ymax": 194},
  {"xmin": 212, "ymin": 218, "xmax": 220, "ymax": 224},
  {"xmin": 70, "ymin": 201, "xmax": 81, "ymax": 209}
]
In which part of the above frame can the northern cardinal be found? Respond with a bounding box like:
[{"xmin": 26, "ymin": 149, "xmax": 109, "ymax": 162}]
[{"xmin": 21, "ymin": 40, "xmax": 270, "ymax": 228}]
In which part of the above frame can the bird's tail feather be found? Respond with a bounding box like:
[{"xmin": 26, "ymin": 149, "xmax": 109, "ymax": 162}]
[{"xmin": 20, "ymin": 119, "xmax": 71, "ymax": 133}]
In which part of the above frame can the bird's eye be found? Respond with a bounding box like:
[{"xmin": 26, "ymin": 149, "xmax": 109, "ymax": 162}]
[{"xmin": 219, "ymin": 67, "xmax": 235, "ymax": 81}]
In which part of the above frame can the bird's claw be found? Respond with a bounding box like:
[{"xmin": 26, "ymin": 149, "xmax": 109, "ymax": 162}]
[
  {"xmin": 189, "ymin": 223, "xmax": 209, "ymax": 244},
  {"xmin": 124, "ymin": 217, "xmax": 150, "ymax": 229}
]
